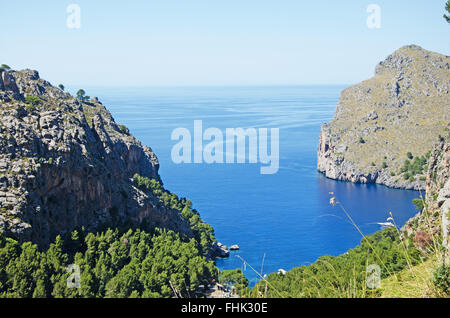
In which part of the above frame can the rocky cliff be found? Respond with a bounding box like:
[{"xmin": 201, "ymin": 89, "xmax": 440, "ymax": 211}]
[
  {"xmin": 425, "ymin": 136, "xmax": 450, "ymax": 252},
  {"xmin": 0, "ymin": 69, "xmax": 193, "ymax": 246},
  {"xmin": 402, "ymin": 134, "xmax": 450, "ymax": 256},
  {"xmin": 318, "ymin": 45, "xmax": 450, "ymax": 190}
]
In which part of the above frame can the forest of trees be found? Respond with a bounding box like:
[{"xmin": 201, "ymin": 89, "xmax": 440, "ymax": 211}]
[
  {"xmin": 0, "ymin": 175, "xmax": 221, "ymax": 298},
  {"xmin": 0, "ymin": 227, "xmax": 217, "ymax": 298},
  {"xmin": 132, "ymin": 173, "xmax": 216, "ymax": 256}
]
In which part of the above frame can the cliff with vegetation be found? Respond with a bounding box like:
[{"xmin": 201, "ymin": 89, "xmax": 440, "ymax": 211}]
[
  {"xmin": 0, "ymin": 68, "xmax": 217, "ymax": 249},
  {"xmin": 0, "ymin": 67, "xmax": 222, "ymax": 297},
  {"xmin": 318, "ymin": 45, "xmax": 450, "ymax": 190},
  {"xmin": 403, "ymin": 134, "xmax": 450, "ymax": 254}
]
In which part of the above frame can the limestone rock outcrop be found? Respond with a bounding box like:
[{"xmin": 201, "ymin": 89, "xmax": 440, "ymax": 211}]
[
  {"xmin": 318, "ymin": 45, "xmax": 450, "ymax": 190},
  {"xmin": 0, "ymin": 69, "xmax": 192, "ymax": 246}
]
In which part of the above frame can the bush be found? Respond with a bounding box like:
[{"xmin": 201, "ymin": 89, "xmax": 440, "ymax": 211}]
[
  {"xmin": 25, "ymin": 95, "xmax": 41, "ymax": 107},
  {"xmin": 119, "ymin": 124, "xmax": 129, "ymax": 135},
  {"xmin": 433, "ymin": 264, "xmax": 450, "ymax": 294},
  {"xmin": 412, "ymin": 198, "xmax": 424, "ymax": 211},
  {"xmin": 412, "ymin": 230, "xmax": 433, "ymax": 248},
  {"xmin": 359, "ymin": 137, "xmax": 365, "ymax": 144},
  {"xmin": 407, "ymin": 152, "xmax": 413, "ymax": 159},
  {"xmin": 0, "ymin": 64, "xmax": 11, "ymax": 72},
  {"xmin": 400, "ymin": 155, "xmax": 427, "ymax": 177},
  {"xmin": 219, "ymin": 269, "xmax": 249, "ymax": 296},
  {"xmin": 76, "ymin": 89, "xmax": 90, "ymax": 101}
]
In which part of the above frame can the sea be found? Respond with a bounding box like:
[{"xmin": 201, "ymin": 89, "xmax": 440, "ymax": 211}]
[{"xmin": 74, "ymin": 85, "xmax": 420, "ymax": 286}]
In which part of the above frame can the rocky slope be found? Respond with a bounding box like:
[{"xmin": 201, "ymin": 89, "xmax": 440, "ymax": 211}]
[
  {"xmin": 402, "ymin": 133, "xmax": 450, "ymax": 256},
  {"xmin": 318, "ymin": 45, "xmax": 450, "ymax": 190},
  {"xmin": 425, "ymin": 136, "xmax": 450, "ymax": 253},
  {"xmin": 0, "ymin": 69, "xmax": 193, "ymax": 246}
]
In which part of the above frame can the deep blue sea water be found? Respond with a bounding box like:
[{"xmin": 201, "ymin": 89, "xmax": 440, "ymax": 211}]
[{"xmin": 73, "ymin": 86, "xmax": 420, "ymax": 286}]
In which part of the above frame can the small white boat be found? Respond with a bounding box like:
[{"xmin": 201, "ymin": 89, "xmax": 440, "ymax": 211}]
[{"xmin": 377, "ymin": 222, "xmax": 395, "ymax": 227}]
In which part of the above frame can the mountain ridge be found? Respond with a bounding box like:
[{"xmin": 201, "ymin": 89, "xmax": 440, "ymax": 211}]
[{"xmin": 317, "ymin": 44, "xmax": 450, "ymax": 190}]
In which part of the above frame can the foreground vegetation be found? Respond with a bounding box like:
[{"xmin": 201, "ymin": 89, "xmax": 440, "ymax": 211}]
[
  {"xmin": 247, "ymin": 228, "xmax": 423, "ymax": 297},
  {"xmin": 244, "ymin": 191, "xmax": 449, "ymax": 298},
  {"xmin": 0, "ymin": 228, "xmax": 217, "ymax": 298},
  {"xmin": 245, "ymin": 227, "xmax": 448, "ymax": 298},
  {"xmin": 0, "ymin": 174, "xmax": 221, "ymax": 298}
]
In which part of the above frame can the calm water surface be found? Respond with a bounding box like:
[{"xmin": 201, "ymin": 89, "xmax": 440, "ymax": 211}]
[{"xmin": 75, "ymin": 86, "xmax": 420, "ymax": 286}]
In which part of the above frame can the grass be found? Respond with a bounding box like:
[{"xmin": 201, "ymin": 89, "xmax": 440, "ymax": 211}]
[
  {"xmin": 246, "ymin": 192, "xmax": 449, "ymax": 298},
  {"xmin": 379, "ymin": 258, "xmax": 438, "ymax": 298}
]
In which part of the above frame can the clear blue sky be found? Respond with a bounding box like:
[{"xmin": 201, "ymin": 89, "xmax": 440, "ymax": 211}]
[{"xmin": 1, "ymin": 0, "xmax": 449, "ymax": 86}]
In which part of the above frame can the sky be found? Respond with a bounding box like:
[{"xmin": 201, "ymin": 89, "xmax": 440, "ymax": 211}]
[{"xmin": 1, "ymin": 0, "xmax": 449, "ymax": 86}]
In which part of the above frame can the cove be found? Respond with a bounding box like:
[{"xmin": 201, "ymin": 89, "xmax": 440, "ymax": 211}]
[{"xmin": 84, "ymin": 85, "xmax": 421, "ymax": 286}]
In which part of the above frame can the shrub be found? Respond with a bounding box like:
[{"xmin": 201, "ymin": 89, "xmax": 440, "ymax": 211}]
[
  {"xmin": 412, "ymin": 198, "xmax": 424, "ymax": 211},
  {"xmin": 119, "ymin": 124, "xmax": 129, "ymax": 135},
  {"xmin": 382, "ymin": 162, "xmax": 388, "ymax": 168},
  {"xmin": 412, "ymin": 230, "xmax": 432, "ymax": 248},
  {"xmin": 359, "ymin": 137, "xmax": 365, "ymax": 143},
  {"xmin": 407, "ymin": 152, "xmax": 413, "ymax": 159},
  {"xmin": 433, "ymin": 264, "xmax": 450, "ymax": 294},
  {"xmin": 400, "ymin": 155, "xmax": 427, "ymax": 177},
  {"xmin": 25, "ymin": 95, "xmax": 41, "ymax": 107},
  {"xmin": 76, "ymin": 89, "xmax": 90, "ymax": 101},
  {"xmin": 0, "ymin": 64, "xmax": 11, "ymax": 72}
]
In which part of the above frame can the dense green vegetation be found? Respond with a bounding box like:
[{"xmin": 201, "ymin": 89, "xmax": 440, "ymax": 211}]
[
  {"xmin": 433, "ymin": 264, "xmax": 450, "ymax": 294},
  {"xmin": 219, "ymin": 269, "xmax": 249, "ymax": 296},
  {"xmin": 0, "ymin": 228, "xmax": 217, "ymax": 298},
  {"xmin": 0, "ymin": 171, "xmax": 219, "ymax": 298},
  {"xmin": 399, "ymin": 152, "xmax": 429, "ymax": 182},
  {"xmin": 248, "ymin": 228, "xmax": 424, "ymax": 298},
  {"xmin": 133, "ymin": 173, "xmax": 215, "ymax": 256}
]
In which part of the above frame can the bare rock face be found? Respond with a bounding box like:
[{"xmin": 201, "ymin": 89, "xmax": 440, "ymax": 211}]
[
  {"xmin": 317, "ymin": 45, "xmax": 450, "ymax": 190},
  {"xmin": 425, "ymin": 138, "xmax": 450, "ymax": 252},
  {"xmin": 0, "ymin": 69, "xmax": 191, "ymax": 246}
]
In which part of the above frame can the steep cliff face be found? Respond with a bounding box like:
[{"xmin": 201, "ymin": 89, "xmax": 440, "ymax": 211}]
[
  {"xmin": 401, "ymin": 134, "xmax": 450, "ymax": 256},
  {"xmin": 425, "ymin": 137, "xmax": 450, "ymax": 251},
  {"xmin": 0, "ymin": 69, "xmax": 192, "ymax": 246},
  {"xmin": 318, "ymin": 45, "xmax": 450, "ymax": 190}
]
